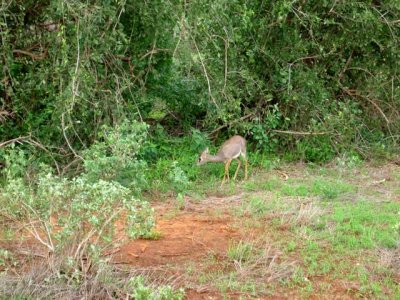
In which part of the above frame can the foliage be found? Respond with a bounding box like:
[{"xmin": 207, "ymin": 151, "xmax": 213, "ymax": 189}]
[
  {"xmin": 1, "ymin": 170, "xmax": 154, "ymax": 248},
  {"xmin": 0, "ymin": 126, "xmax": 154, "ymax": 285},
  {"xmin": 83, "ymin": 119, "xmax": 148, "ymax": 191},
  {"xmin": 1, "ymin": 0, "xmax": 399, "ymax": 165}
]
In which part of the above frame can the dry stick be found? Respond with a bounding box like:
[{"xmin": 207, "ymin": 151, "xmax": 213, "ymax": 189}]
[
  {"xmin": 0, "ymin": 135, "xmax": 61, "ymax": 175},
  {"xmin": 287, "ymin": 54, "xmax": 321, "ymax": 94},
  {"xmin": 275, "ymin": 169, "xmax": 289, "ymax": 180},
  {"xmin": 61, "ymin": 20, "xmax": 84, "ymax": 160},
  {"xmin": 338, "ymin": 56, "xmax": 395, "ymax": 141},
  {"xmin": 373, "ymin": 7, "xmax": 396, "ymax": 41},
  {"xmin": 271, "ymin": 129, "xmax": 328, "ymax": 136},
  {"xmin": 339, "ymin": 50, "xmax": 353, "ymax": 81},
  {"xmin": 74, "ymin": 207, "xmax": 123, "ymax": 262},
  {"xmin": 0, "ymin": 135, "xmax": 30, "ymax": 148},
  {"xmin": 12, "ymin": 49, "xmax": 47, "ymax": 61},
  {"xmin": 329, "ymin": 0, "xmax": 339, "ymax": 13},
  {"xmin": 110, "ymin": 56, "xmax": 143, "ymax": 122},
  {"xmin": 191, "ymin": 34, "xmax": 219, "ymax": 109},
  {"xmin": 140, "ymin": 48, "xmax": 170, "ymax": 60}
]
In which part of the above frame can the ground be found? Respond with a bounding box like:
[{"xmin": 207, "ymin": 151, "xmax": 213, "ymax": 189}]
[
  {"xmin": 1, "ymin": 162, "xmax": 399, "ymax": 299},
  {"xmin": 112, "ymin": 162, "xmax": 400, "ymax": 299}
]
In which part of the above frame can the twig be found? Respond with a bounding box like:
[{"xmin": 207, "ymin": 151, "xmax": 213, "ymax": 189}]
[
  {"xmin": 160, "ymin": 252, "xmax": 190, "ymax": 257},
  {"xmin": 17, "ymin": 250, "xmax": 47, "ymax": 258},
  {"xmin": 287, "ymin": 54, "xmax": 321, "ymax": 94},
  {"xmin": 0, "ymin": 135, "xmax": 61, "ymax": 175},
  {"xmin": 223, "ymin": 28, "xmax": 229, "ymax": 92},
  {"xmin": 141, "ymin": 38, "xmax": 158, "ymax": 90},
  {"xmin": 373, "ymin": 7, "xmax": 396, "ymax": 41},
  {"xmin": 140, "ymin": 48, "xmax": 170, "ymax": 60},
  {"xmin": 271, "ymin": 129, "xmax": 328, "ymax": 136},
  {"xmin": 22, "ymin": 202, "xmax": 55, "ymax": 251}
]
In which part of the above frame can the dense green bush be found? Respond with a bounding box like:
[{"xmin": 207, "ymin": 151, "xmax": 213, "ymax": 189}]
[{"xmin": 1, "ymin": 0, "xmax": 399, "ymax": 164}]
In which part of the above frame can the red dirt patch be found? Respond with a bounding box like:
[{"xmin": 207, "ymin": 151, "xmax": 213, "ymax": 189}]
[{"xmin": 114, "ymin": 210, "xmax": 239, "ymax": 267}]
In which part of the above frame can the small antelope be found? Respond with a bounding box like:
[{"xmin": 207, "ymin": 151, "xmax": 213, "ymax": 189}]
[{"xmin": 197, "ymin": 135, "xmax": 248, "ymax": 186}]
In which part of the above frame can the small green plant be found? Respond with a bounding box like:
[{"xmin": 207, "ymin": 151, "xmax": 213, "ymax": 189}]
[
  {"xmin": 0, "ymin": 249, "xmax": 13, "ymax": 268},
  {"xmin": 168, "ymin": 161, "xmax": 190, "ymax": 194},
  {"xmin": 129, "ymin": 276, "xmax": 185, "ymax": 300},
  {"xmin": 0, "ymin": 146, "xmax": 29, "ymax": 181},
  {"xmin": 285, "ymin": 240, "xmax": 297, "ymax": 253}
]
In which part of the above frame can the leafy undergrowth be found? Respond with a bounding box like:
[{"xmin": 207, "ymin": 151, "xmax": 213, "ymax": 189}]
[{"xmin": 1, "ymin": 162, "xmax": 399, "ymax": 299}]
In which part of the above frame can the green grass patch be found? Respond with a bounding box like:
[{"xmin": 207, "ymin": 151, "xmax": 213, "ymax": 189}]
[
  {"xmin": 280, "ymin": 178, "xmax": 355, "ymax": 200},
  {"xmin": 329, "ymin": 201, "xmax": 399, "ymax": 249}
]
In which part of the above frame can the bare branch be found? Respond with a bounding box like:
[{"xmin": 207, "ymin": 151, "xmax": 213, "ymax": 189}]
[
  {"xmin": 0, "ymin": 136, "xmax": 30, "ymax": 148},
  {"xmin": 271, "ymin": 129, "xmax": 328, "ymax": 136}
]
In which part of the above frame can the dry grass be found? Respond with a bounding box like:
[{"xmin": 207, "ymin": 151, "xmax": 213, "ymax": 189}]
[
  {"xmin": 280, "ymin": 201, "xmax": 325, "ymax": 227},
  {"xmin": 377, "ymin": 246, "xmax": 400, "ymax": 278}
]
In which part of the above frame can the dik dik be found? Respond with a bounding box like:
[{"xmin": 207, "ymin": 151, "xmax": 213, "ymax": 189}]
[{"xmin": 197, "ymin": 135, "xmax": 248, "ymax": 186}]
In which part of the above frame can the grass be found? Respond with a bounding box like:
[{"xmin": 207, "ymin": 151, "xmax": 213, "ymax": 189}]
[
  {"xmin": 1, "ymin": 140, "xmax": 400, "ymax": 299},
  {"xmin": 181, "ymin": 160, "xmax": 400, "ymax": 298}
]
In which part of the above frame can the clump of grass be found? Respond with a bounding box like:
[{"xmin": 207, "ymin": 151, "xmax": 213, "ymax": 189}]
[
  {"xmin": 227, "ymin": 241, "xmax": 254, "ymax": 263},
  {"xmin": 142, "ymin": 229, "xmax": 163, "ymax": 240},
  {"xmin": 281, "ymin": 203, "xmax": 325, "ymax": 227},
  {"xmin": 219, "ymin": 241, "xmax": 295, "ymax": 295}
]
